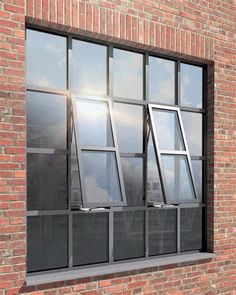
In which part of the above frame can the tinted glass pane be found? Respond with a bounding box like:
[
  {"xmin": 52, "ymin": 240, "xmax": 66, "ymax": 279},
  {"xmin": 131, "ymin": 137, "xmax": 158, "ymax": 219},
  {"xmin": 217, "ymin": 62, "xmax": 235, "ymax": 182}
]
[
  {"xmin": 27, "ymin": 154, "xmax": 67, "ymax": 210},
  {"xmin": 27, "ymin": 215, "xmax": 68, "ymax": 272},
  {"xmin": 162, "ymin": 155, "xmax": 195, "ymax": 202},
  {"xmin": 149, "ymin": 57, "xmax": 175, "ymax": 104},
  {"xmin": 26, "ymin": 30, "xmax": 66, "ymax": 89},
  {"xmin": 192, "ymin": 160, "xmax": 203, "ymax": 201},
  {"xmin": 82, "ymin": 152, "xmax": 122, "ymax": 204},
  {"xmin": 180, "ymin": 63, "xmax": 203, "ymax": 108},
  {"xmin": 71, "ymin": 128, "xmax": 82, "ymax": 207},
  {"xmin": 153, "ymin": 110, "xmax": 184, "ymax": 151},
  {"xmin": 182, "ymin": 112, "xmax": 202, "ymax": 156},
  {"xmin": 113, "ymin": 49, "xmax": 143, "ymax": 100},
  {"xmin": 74, "ymin": 99, "xmax": 113, "ymax": 147},
  {"xmin": 73, "ymin": 213, "xmax": 108, "ymax": 266},
  {"xmin": 121, "ymin": 158, "xmax": 144, "ymax": 206},
  {"xmin": 149, "ymin": 209, "xmax": 177, "ymax": 256},
  {"xmin": 180, "ymin": 208, "xmax": 203, "ymax": 251},
  {"xmin": 26, "ymin": 91, "xmax": 67, "ymax": 149},
  {"xmin": 114, "ymin": 103, "xmax": 143, "ymax": 153},
  {"xmin": 114, "ymin": 211, "xmax": 145, "ymax": 260},
  {"xmin": 147, "ymin": 134, "xmax": 163, "ymax": 203},
  {"xmin": 72, "ymin": 40, "xmax": 107, "ymax": 95}
]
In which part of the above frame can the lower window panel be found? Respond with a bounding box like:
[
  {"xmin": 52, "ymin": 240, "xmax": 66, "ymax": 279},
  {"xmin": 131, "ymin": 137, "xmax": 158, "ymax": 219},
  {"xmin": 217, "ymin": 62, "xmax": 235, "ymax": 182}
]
[
  {"xmin": 73, "ymin": 212, "xmax": 109, "ymax": 266},
  {"xmin": 114, "ymin": 210, "xmax": 145, "ymax": 261},
  {"xmin": 149, "ymin": 208, "xmax": 177, "ymax": 256},
  {"xmin": 27, "ymin": 215, "xmax": 68, "ymax": 272},
  {"xmin": 180, "ymin": 207, "xmax": 203, "ymax": 252}
]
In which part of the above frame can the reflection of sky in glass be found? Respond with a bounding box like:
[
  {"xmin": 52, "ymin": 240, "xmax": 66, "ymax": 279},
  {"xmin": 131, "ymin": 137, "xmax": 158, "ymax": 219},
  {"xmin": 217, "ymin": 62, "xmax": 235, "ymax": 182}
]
[
  {"xmin": 147, "ymin": 135, "xmax": 163, "ymax": 203},
  {"xmin": 162, "ymin": 155, "xmax": 194, "ymax": 202},
  {"xmin": 192, "ymin": 160, "xmax": 202, "ymax": 201},
  {"xmin": 82, "ymin": 152, "xmax": 121, "ymax": 204},
  {"xmin": 180, "ymin": 63, "xmax": 203, "ymax": 108},
  {"xmin": 113, "ymin": 49, "xmax": 143, "ymax": 100},
  {"xmin": 114, "ymin": 103, "xmax": 143, "ymax": 153},
  {"xmin": 153, "ymin": 110, "xmax": 184, "ymax": 151},
  {"xmin": 182, "ymin": 111, "xmax": 202, "ymax": 156},
  {"xmin": 121, "ymin": 157, "xmax": 144, "ymax": 206},
  {"xmin": 72, "ymin": 40, "xmax": 107, "ymax": 95},
  {"xmin": 149, "ymin": 57, "xmax": 175, "ymax": 104},
  {"xmin": 26, "ymin": 29, "xmax": 66, "ymax": 89},
  {"xmin": 26, "ymin": 92, "xmax": 67, "ymax": 149},
  {"xmin": 75, "ymin": 99, "xmax": 113, "ymax": 147}
]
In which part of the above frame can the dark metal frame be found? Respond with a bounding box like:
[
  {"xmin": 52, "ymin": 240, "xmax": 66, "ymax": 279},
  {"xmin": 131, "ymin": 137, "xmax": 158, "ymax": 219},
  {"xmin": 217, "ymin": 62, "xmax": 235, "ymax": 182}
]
[
  {"xmin": 25, "ymin": 26, "xmax": 207, "ymax": 277},
  {"xmin": 72, "ymin": 95, "xmax": 127, "ymax": 208}
]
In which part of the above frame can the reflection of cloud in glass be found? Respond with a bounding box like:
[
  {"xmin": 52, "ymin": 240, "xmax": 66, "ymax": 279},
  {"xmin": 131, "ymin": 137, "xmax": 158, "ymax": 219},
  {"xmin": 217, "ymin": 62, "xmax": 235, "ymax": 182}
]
[
  {"xmin": 75, "ymin": 99, "xmax": 113, "ymax": 147},
  {"xmin": 114, "ymin": 103, "xmax": 143, "ymax": 153},
  {"xmin": 162, "ymin": 155, "xmax": 194, "ymax": 202},
  {"xmin": 82, "ymin": 152, "xmax": 122, "ymax": 204},
  {"xmin": 153, "ymin": 110, "xmax": 184, "ymax": 151},
  {"xmin": 26, "ymin": 29, "xmax": 66, "ymax": 88},
  {"xmin": 149, "ymin": 57, "xmax": 175, "ymax": 104},
  {"xmin": 72, "ymin": 40, "xmax": 107, "ymax": 96},
  {"xmin": 26, "ymin": 92, "xmax": 67, "ymax": 149},
  {"xmin": 181, "ymin": 111, "xmax": 202, "ymax": 156},
  {"xmin": 113, "ymin": 49, "xmax": 143, "ymax": 100},
  {"xmin": 147, "ymin": 135, "xmax": 163, "ymax": 203},
  {"xmin": 181, "ymin": 63, "xmax": 203, "ymax": 108}
]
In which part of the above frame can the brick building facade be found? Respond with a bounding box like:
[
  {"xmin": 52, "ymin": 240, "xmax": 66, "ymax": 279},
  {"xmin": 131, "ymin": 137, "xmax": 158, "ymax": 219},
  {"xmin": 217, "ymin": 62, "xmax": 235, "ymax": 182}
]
[{"xmin": 0, "ymin": 0, "xmax": 236, "ymax": 294}]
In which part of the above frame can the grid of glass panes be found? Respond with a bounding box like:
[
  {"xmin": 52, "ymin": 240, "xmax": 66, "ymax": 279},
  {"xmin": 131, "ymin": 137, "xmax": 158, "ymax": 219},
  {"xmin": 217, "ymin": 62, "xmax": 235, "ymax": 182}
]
[{"xmin": 26, "ymin": 28, "xmax": 206, "ymax": 274}]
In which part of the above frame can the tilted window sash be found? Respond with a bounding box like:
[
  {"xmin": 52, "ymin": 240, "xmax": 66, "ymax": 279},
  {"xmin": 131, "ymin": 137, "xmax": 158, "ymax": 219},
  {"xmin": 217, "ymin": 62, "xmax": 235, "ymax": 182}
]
[
  {"xmin": 72, "ymin": 95, "xmax": 127, "ymax": 208},
  {"xmin": 148, "ymin": 104, "xmax": 199, "ymax": 204}
]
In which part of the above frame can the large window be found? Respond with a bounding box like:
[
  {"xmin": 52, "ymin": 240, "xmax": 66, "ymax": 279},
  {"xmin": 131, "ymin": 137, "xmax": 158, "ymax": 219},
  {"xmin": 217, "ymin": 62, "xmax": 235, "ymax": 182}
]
[{"xmin": 26, "ymin": 28, "xmax": 206, "ymax": 274}]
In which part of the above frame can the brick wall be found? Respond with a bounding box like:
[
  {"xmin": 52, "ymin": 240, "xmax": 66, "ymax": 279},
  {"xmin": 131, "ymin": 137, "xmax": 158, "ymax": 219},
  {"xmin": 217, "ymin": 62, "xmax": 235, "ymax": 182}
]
[{"xmin": 0, "ymin": 0, "xmax": 236, "ymax": 294}]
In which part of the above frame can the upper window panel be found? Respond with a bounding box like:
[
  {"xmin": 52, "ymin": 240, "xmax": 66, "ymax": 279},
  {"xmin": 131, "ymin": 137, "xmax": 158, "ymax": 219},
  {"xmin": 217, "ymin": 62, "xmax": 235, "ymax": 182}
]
[
  {"xmin": 113, "ymin": 49, "xmax": 143, "ymax": 100},
  {"xmin": 149, "ymin": 57, "xmax": 175, "ymax": 104},
  {"xmin": 180, "ymin": 63, "xmax": 203, "ymax": 108},
  {"xmin": 72, "ymin": 40, "xmax": 107, "ymax": 96},
  {"xmin": 26, "ymin": 30, "xmax": 67, "ymax": 89},
  {"xmin": 73, "ymin": 98, "xmax": 114, "ymax": 147},
  {"xmin": 152, "ymin": 109, "xmax": 184, "ymax": 151}
]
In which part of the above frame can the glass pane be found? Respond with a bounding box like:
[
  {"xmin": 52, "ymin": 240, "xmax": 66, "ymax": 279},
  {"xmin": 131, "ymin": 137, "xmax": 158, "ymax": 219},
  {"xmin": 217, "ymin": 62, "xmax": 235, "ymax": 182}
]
[
  {"xmin": 114, "ymin": 211, "xmax": 145, "ymax": 260},
  {"xmin": 149, "ymin": 209, "xmax": 177, "ymax": 256},
  {"xmin": 147, "ymin": 134, "xmax": 163, "ymax": 203},
  {"xmin": 114, "ymin": 103, "xmax": 143, "ymax": 153},
  {"xmin": 72, "ymin": 40, "xmax": 107, "ymax": 96},
  {"xmin": 26, "ymin": 29, "xmax": 66, "ymax": 89},
  {"xmin": 74, "ymin": 99, "xmax": 113, "ymax": 147},
  {"xmin": 182, "ymin": 112, "xmax": 202, "ymax": 156},
  {"xmin": 180, "ymin": 208, "xmax": 203, "ymax": 251},
  {"xmin": 82, "ymin": 152, "xmax": 122, "ymax": 204},
  {"xmin": 27, "ymin": 215, "xmax": 68, "ymax": 272},
  {"xmin": 161, "ymin": 155, "xmax": 195, "ymax": 202},
  {"xmin": 180, "ymin": 63, "xmax": 203, "ymax": 108},
  {"xmin": 113, "ymin": 49, "xmax": 143, "ymax": 100},
  {"xmin": 73, "ymin": 213, "xmax": 109, "ymax": 266},
  {"xmin": 71, "ymin": 128, "xmax": 82, "ymax": 207},
  {"xmin": 26, "ymin": 91, "xmax": 67, "ymax": 149},
  {"xmin": 121, "ymin": 158, "xmax": 144, "ymax": 206},
  {"xmin": 192, "ymin": 160, "xmax": 203, "ymax": 201},
  {"xmin": 149, "ymin": 57, "xmax": 175, "ymax": 104},
  {"xmin": 27, "ymin": 154, "xmax": 67, "ymax": 210},
  {"xmin": 153, "ymin": 109, "xmax": 184, "ymax": 151}
]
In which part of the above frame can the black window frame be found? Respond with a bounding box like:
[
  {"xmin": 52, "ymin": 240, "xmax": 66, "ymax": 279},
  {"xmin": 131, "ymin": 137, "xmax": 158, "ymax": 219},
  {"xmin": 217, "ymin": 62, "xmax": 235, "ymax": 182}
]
[{"xmin": 26, "ymin": 25, "xmax": 208, "ymax": 277}]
